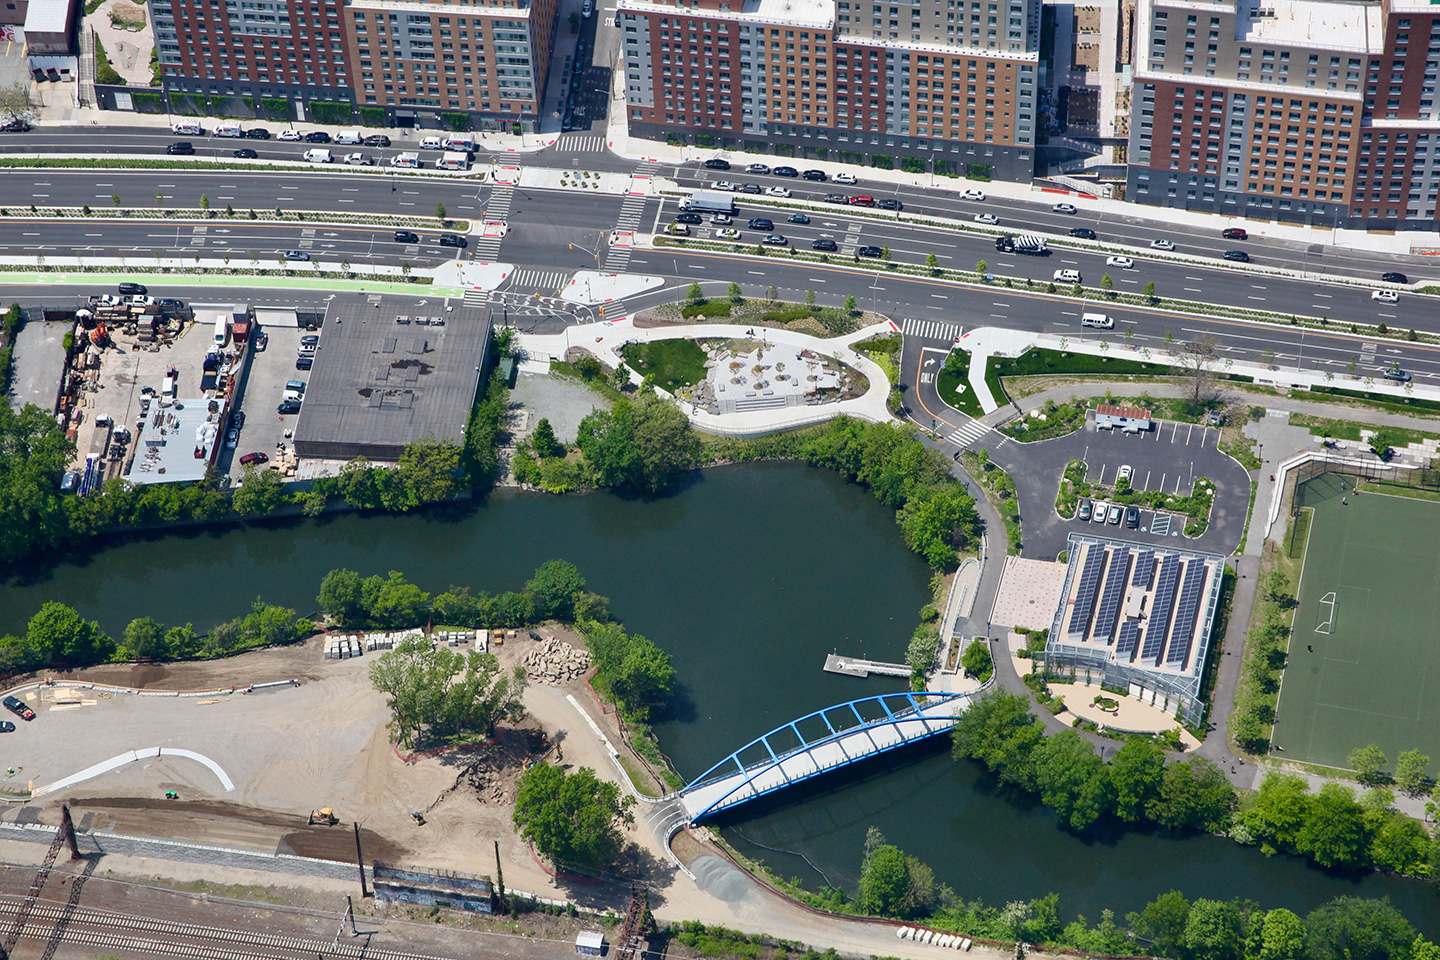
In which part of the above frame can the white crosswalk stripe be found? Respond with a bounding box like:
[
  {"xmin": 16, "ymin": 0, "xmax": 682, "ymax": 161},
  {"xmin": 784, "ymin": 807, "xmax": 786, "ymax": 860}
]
[
  {"xmin": 901, "ymin": 317, "xmax": 961, "ymax": 342},
  {"xmin": 558, "ymin": 135, "xmax": 606, "ymax": 152},
  {"xmin": 506, "ymin": 268, "xmax": 569, "ymax": 292},
  {"xmin": 947, "ymin": 418, "xmax": 991, "ymax": 447},
  {"xmin": 602, "ymin": 161, "xmax": 657, "ymax": 273},
  {"xmin": 463, "ymin": 288, "xmax": 491, "ymax": 308},
  {"xmin": 470, "ymin": 185, "xmax": 513, "ymax": 261}
]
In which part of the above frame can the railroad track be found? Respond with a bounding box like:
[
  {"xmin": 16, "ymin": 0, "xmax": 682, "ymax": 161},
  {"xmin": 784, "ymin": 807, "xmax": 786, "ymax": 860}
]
[{"xmin": 0, "ymin": 896, "xmax": 464, "ymax": 960}]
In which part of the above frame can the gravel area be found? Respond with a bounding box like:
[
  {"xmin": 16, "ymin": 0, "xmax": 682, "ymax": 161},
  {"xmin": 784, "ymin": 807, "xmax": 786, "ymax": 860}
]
[{"xmin": 509, "ymin": 371, "xmax": 610, "ymax": 444}]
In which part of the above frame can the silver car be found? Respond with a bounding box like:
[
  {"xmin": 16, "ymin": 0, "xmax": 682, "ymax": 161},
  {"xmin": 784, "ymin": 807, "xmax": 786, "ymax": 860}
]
[{"xmin": 1108, "ymin": 504, "xmax": 1123, "ymax": 525}]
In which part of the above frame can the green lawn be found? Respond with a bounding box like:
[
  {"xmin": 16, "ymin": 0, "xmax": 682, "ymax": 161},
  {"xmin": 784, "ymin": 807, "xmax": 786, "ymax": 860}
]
[{"xmin": 620, "ymin": 339, "xmax": 709, "ymax": 390}]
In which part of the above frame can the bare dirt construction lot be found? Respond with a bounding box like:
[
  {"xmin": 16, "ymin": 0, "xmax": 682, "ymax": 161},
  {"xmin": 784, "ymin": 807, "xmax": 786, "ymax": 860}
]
[{"xmin": 4, "ymin": 630, "xmax": 648, "ymax": 911}]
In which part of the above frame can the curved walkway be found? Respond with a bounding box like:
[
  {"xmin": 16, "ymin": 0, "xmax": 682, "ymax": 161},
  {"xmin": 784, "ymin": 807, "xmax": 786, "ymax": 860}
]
[{"xmin": 31, "ymin": 747, "xmax": 236, "ymax": 798}]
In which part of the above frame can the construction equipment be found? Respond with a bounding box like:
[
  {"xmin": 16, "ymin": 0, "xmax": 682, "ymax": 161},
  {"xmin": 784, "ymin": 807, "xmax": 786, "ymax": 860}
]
[{"xmin": 309, "ymin": 808, "xmax": 339, "ymax": 826}]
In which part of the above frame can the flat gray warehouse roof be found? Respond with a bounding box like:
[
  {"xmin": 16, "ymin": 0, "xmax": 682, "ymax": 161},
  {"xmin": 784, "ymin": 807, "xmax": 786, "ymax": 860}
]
[{"xmin": 292, "ymin": 298, "xmax": 490, "ymax": 463}]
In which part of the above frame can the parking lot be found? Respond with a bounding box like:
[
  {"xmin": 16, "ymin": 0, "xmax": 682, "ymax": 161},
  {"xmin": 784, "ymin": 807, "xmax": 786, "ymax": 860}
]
[
  {"xmin": 996, "ymin": 414, "xmax": 1251, "ymax": 560},
  {"xmin": 222, "ymin": 312, "xmax": 321, "ymax": 481}
]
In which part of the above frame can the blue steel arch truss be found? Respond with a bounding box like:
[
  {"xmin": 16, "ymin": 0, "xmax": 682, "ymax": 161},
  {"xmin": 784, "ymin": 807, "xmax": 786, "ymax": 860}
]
[{"xmin": 679, "ymin": 690, "xmax": 964, "ymax": 823}]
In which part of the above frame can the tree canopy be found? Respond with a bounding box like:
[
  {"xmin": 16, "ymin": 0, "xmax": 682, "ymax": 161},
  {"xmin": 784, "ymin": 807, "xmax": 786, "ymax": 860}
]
[
  {"xmin": 576, "ymin": 393, "xmax": 701, "ymax": 493},
  {"xmin": 368, "ymin": 636, "xmax": 527, "ymax": 748},
  {"xmin": 513, "ymin": 762, "xmax": 635, "ymax": 869}
]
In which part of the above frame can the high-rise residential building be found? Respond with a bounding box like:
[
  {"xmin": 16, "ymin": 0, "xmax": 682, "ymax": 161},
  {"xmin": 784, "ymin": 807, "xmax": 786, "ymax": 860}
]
[
  {"xmin": 616, "ymin": 0, "xmax": 1042, "ymax": 182},
  {"xmin": 149, "ymin": 0, "xmax": 557, "ymax": 128},
  {"xmin": 1127, "ymin": 0, "xmax": 1440, "ymax": 228}
]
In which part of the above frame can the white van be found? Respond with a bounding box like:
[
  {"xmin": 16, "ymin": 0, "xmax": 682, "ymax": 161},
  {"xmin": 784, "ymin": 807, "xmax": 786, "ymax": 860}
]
[
  {"xmin": 303, "ymin": 148, "xmax": 333, "ymax": 163},
  {"xmin": 1081, "ymin": 312, "xmax": 1114, "ymax": 329},
  {"xmin": 1053, "ymin": 269, "xmax": 1082, "ymax": 283},
  {"xmin": 335, "ymin": 129, "xmax": 363, "ymax": 145},
  {"xmin": 214, "ymin": 121, "xmax": 243, "ymax": 138},
  {"xmin": 436, "ymin": 151, "xmax": 470, "ymax": 171},
  {"xmin": 213, "ymin": 314, "xmax": 229, "ymax": 348},
  {"xmin": 390, "ymin": 151, "xmax": 421, "ymax": 168},
  {"xmin": 171, "ymin": 120, "xmax": 203, "ymax": 135},
  {"xmin": 419, "ymin": 135, "xmax": 445, "ymax": 150}
]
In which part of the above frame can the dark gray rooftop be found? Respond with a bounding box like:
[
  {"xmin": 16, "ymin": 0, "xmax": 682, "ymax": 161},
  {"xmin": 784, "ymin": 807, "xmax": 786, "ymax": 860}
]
[{"xmin": 292, "ymin": 298, "xmax": 490, "ymax": 462}]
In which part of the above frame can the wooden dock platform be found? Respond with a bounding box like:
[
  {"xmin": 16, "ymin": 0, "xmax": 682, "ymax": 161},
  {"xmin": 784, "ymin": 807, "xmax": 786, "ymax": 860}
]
[{"xmin": 823, "ymin": 654, "xmax": 911, "ymax": 678}]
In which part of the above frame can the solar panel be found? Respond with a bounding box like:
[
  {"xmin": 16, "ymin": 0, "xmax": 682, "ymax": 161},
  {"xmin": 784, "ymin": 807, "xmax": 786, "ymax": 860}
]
[
  {"xmin": 1090, "ymin": 548, "xmax": 1132, "ymax": 644},
  {"xmin": 1166, "ymin": 561, "xmax": 1211, "ymax": 668},
  {"xmin": 1066, "ymin": 546, "xmax": 1109, "ymax": 641},
  {"xmin": 1116, "ymin": 620, "xmax": 1142, "ymax": 659},
  {"xmin": 1131, "ymin": 550, "xmax": 1155, "ymax": 588},
  {"xmin": 1140, "ymin": 555, "xmax": 1182, "ymax": 663}
]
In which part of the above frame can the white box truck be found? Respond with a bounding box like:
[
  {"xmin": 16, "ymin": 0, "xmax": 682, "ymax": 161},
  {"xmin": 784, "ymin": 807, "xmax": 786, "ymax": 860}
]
[
  {"xmin": 171, "ymin": 120, "xmax": 203, "ymax": 135},
  {"xmin": 214, "ymin": 121, "xmax": 242, "ymax": 137},
  {"xmin": 443, "ymin": 133, "xmax": 476, "ymax": 152},
  {"xmin": 390, "ymin": 152, "xmax": 421, "ymax": 168},
  {"xmin": 436, "ymin": 151, "xmax": 470, "ymax": 171}
]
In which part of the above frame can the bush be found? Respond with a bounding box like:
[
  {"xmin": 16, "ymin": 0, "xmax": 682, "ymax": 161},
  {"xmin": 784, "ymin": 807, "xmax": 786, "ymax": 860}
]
[
  {"xmin": 307, "ymin": 100, "xmax": 352, "ymax": 125},
  {"xmin": 679, "ymin": 300, "xmax": 733, "ymax": 318},
  {"xmin": 94, "ymin": 35, "xmax": 123, "ymax": 86},
  {"xmin": 359, "ymin": 106, "xmax": 387, "ymax": 127},
  {"xmin": 442, "ymin": 111, "xmax": 470, "ymax": 132}
]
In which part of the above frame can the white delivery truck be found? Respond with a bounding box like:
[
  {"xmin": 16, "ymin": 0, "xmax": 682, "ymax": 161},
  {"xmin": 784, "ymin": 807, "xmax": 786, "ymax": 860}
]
[
  {"xmin": 214, "ymin": 121, "xmax": 243, "ymax": 137},
  {"xmin": 335, "ymin": 129, "xmax": 363, "ymax": 144},
  {"xmin": 443, "ymin": 133, "xmax": 476, "ymax": 152},
  {"xmin": 303, "ymin": 148, "xmax": 333, "ymax": 163},
  {"xmin": 436, "ymin": 151, "xmax": 470, "ymax": 171},
  {"xmin": 390, "ymin": 151, "xmax": 421, "ymax": 168},
  {"xmin": 171, "ymin": 120, "xmax": 203, "ymax": 135},
  {"xmin": 213, "ymin": 313, "xmax": 229, "ymax": 347}
]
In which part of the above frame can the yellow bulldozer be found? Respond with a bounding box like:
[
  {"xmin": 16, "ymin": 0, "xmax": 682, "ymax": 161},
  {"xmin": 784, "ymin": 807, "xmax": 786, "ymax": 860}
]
[{"xmin": 308, "ymin": 808, "xmax": 339, "ymax": 826}]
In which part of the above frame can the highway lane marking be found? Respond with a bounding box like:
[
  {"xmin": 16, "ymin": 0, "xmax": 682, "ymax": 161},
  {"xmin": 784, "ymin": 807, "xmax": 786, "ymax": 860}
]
[
  {"xmin": 1315, "ymin": 293, "xmax": 1333, "ymax": 298},
  {"xmin": 652, "ymin": 246, "xmax": 1440, "ymax": 356},
  {"xmin": 990, "ymin": 313, "xmax": 1007, "ymax": 318},
  {"xmin": 33, "ymin": 194, "xmax": 48, "ymax": 198},
  {"xmin": 930, "ymin": 294, "xmax": 948, "ymax": 299},
  {"xmin": 342, "ymin": 187, "xmax": 359, "ymax": 191},
  {"xmin": 993, "ymin": 302, "xmax": 1011, "ymax": 307},
  {"xmin": 1185, "ymin": 276, "xmax": 1204, "ymax": 280},
  {"xmin": 1250, "ymin": 284, "xmax": 1267, "ymax": 289},
  {"xmin": 1185, "ymin": 287, "xmax": 1203, "ymax": 292},
  {"xmin": 748, "ymin": 270, "xmax": 765, "ymax": 275},
  {"xmin": 1247, "ymin": 296, "xmax": 1266, "ymax": 301},
  {"xmin": 808, "ymin": 277, "xmax": 828, "ymax": 282}
]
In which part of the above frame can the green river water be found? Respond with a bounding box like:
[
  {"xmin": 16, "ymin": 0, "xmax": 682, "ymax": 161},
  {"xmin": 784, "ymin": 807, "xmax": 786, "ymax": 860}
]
[{"xmin": 1, "ymin": 462, "xmax": 1435, "ymax": 934}]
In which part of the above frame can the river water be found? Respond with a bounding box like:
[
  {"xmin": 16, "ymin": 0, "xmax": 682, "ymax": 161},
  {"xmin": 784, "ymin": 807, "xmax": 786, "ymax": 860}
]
[{"xmin": 3, "ymin": 462, "xmax": 1435, "ymax": 934}]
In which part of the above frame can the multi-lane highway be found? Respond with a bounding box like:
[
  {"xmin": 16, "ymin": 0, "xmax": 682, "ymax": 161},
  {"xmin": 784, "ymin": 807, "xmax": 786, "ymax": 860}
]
[{"xmin": 4, "ymin": 124, "xmax": 1437, "ymax": 282}]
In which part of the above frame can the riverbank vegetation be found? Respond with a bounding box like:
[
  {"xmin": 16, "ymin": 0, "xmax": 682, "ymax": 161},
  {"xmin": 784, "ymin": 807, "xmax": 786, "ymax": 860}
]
[
  {"xmin": 1232, "ymin": 566, "xmax": 1298, "ymax": 755},
  {"xmin": 369, "ymin": 635, "xmax": 527, "ymax": 748},
  {"xmin": 514, "ymin": 762, "xmax": 635, "ymax": 870}
]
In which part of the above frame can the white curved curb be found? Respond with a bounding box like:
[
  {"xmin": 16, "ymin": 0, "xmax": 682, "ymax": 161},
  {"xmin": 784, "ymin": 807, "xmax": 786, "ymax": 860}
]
[{"xmin": 32, "ymin": 747, "xmax": 236, "ymax": 797}]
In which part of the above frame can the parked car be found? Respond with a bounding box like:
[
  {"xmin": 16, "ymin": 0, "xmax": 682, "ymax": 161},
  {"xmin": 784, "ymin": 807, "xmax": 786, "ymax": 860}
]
[
  {"xmin": 961, "ymin": 189, "xmax": 986, "ymax": 201},
  {"xmin": 833, "ymin": 172, "xmax": 857, "ymax": 184},
  {"xmin": 118, "ymin": 282, "xmax": 148, "ymax": 295},
  {"xmin": 245, "ymin": 127, "xmax": 272, "ymax": 139},
  {"xmin": 1151, "ymin": 238, "xmax": 1176, "ymax": 250},
  {"xmin": 676, "ymin": 212, "xmax": 703, "ymax": 224},
  {"xmin": 239, "ymin": 452, "xmax": 269, "ymax": 466},
  {"xmin": 765, "ymin": 186, "xmax": 791, "ymax": 198},
  {"xmin": 300, "ymin": 334, "xmax": 319, "ymax": 347},
  {"xmin": 848, "ymin": 195, "xmax": 876, "ymax": 206},
  {"xmin": 1117, "ymin": 464, "xmax": 1133, "ymax": 484},
  {"xmin": 363, "ymin": 134, "xmax": 392, "ymax": 147},
  {"xmin": 746, "ymin": 163, "xmax": 771, "ymax": 174},
  {"xmin": 1222, "ymin": 227, "xmax": 1248, "ymax": 240},
  {"xmin": 582, "ymin": 0, "xmax": 593, "ymax": 15},
  {"xmin": 974, "ymin": 213, "xmax": 999, "ymax": 225},
  {"xmin": 704, "ymin": 158, "xmax": 731, "ymax": 170},
  {"xmin": 1092, "ymin": 502, "xmax": 1110, "ymax": 524},
  {"xmin": 1069, "ymin": 227, "xmax": 1096, "ymax": 239},
  {"xmin": 295, "ymin": 356, "xmax": 313, "ymax": 370},
  {"xmin": 1106, "ymin": 256, "xmax": 1135, "ymax": 269},
  {"xmin": 1125, "ymin": 505, "xmax": 1140, "ymax": 529},
  {"xmin": 1052, "ymin": 202, "xmax": 1077, "ymax": 214},
  {"xmin": 233, "ymin": 411, "xmax": 246, "ymax": 430},
  {"xmin": 857, "ymin": 245, "xmax": 884, "ymax": 258},
  {"xmin": 1371, "ymin": 290, "xmax": 1400, "ymax": 303},
  {"xmin": 225, "ymin": 427, "xmax": 240, "ymax": 449},
  {"xmin": 0, "ymin": 118, "xmax": 32, "ymax": 132},
  {"xmin": 822, "ymin": 193, "xmax": 848, "ymax": 203},
  {"xmin": 277, "ymin": 399, "xmax": 302, "ymax": 415},
  {"xmin": 166, "ymin": 142, "xmax": 194, "ymax": 155},
  {"xmin": 761, "ymin": 234, "xmax": 787, "ymax": 246},
  {"xmin": 1382, "ymin": 366, "xmax": 1412, "ymax": 382},
  {"xmin": 305, "ymin": 131, "xmax": 331, "ymax": 143},
  {"xmin": 393, "ymin": 230, "xmax": 420, "ymax": 243},
  {"xmin": 438, "ymin": 233, "xmax": 468, "ymax": 248},
  {"xmin": 233, "ymin": 148, "xmax": 258, "ymax": 158},
  {"xmin": 878, "ymin": 198, "xmax": 903, "ymax": 211},
  {"xmin": 710, "ymin": 214, "xmax": 733, "ymax": 225},
  {"xmin": 787, "ymin": 213, "xmax": 810, "ymax": 224},
  {"xmin": 1222, "ymin": 250, "xmax": 1250, "ymax": 262},
  {"xmin": 773, "ymin": 166, "xmax": 798, "ymax": 177},
  {"xmin": 343, "ymin": 152, "xmax": 374, "ymax": 165},
  {"xmin": 747, "ymin": 217, "xmax": 774, "ymax": 230},
  {"xmin": 812, "ymin": 238, "xmax": 838, "ymax": 251},
  {"xmin": 740, "ymin": 183, "xmax": 763, "ymax": 194},
  {"xmin": 284, "ymin": 249, "xmax": 310, "ymax": 261},
  {"xmin": 0, "ymin": 721, "xmax": 14, "ymax": 733},
  {"xmin": 158, "ymin": 297, "xmax": 184, "ymax": 309},
  {"xmin": 1381, "ymin": 271, "xmax": 1408, "ymax": 284},
  {"xmin": 254, "ymin": 332, "xmax": 268, "ymax": 351},
  {"xmin": 1107, "ymin": 504, "xmax": 1122, "ymax": 525},
  {"xmin": 278, "ymin": 129, "xmax": 303, "ymax": 141},
  {"xmin": 802, "ymin": 169, "xmax": 827, "ymax": 181},
  {"xmin": 716, "ymin": 228, "xmax": 741, "ymax": 240},
  {"xmin": 3, "ymin": 696, "xmax": 34, "ymax": 721},
  {"xmin": 1077, "ymin": 499, "xmax": 1093, "ymax": 521},
  {"xmin": 713, "ymin": 180, "xmax": 737, "ymax": 191}
]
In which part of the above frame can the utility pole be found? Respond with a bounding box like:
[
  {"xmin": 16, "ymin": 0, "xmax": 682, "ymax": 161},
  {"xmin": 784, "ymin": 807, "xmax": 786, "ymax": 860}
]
[
  {"xmin": 352, "ymin": 822, "xmax": 368, "ymax": 898},
  {"xmin": 493, "ymin": 840, "xmax": 506, "ymax": 915}
]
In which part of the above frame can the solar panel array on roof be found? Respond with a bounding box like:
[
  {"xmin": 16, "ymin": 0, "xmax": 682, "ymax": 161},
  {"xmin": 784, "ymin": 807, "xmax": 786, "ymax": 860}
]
[
  {"xmin": 1116, "ymin": 620, "xmax": 1142, "ymax": 659},
  {"xmin": 1140, "ymin": 555, "xmax": 1182, "ymax": 663},
  {"xmin": 1166, "ymin": 561, "xmax": 1211, "ymax": 668},
  {"xmin": 1067, "ymin": 546, "xmax": 1109, "ymax": 641},
  {"xmin": 1091, "ymin": 548, "xmax": 1132, "ymax": 644},
  {"xmin": 1131, "ymin": 550, "xmax": 1155, "ymax": 588}
]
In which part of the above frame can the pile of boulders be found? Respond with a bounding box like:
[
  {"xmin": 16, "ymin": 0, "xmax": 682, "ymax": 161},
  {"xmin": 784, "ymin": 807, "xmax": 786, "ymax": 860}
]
[{"xmin": 521, "ymin": 637, "xmax": 591, "ymax": 685}]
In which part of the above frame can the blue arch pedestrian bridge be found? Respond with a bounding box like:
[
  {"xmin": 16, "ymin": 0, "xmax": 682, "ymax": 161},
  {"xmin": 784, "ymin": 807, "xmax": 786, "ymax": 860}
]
[{"xmin": 673, "ymin": 688, "xmax": 978, "ymax": 824}]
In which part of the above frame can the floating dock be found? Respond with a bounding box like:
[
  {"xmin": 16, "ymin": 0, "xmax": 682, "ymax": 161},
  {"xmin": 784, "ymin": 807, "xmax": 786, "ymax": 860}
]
[{"xmin": 823, "ymin": 654, "xmax": 912, "ymax": 678}]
